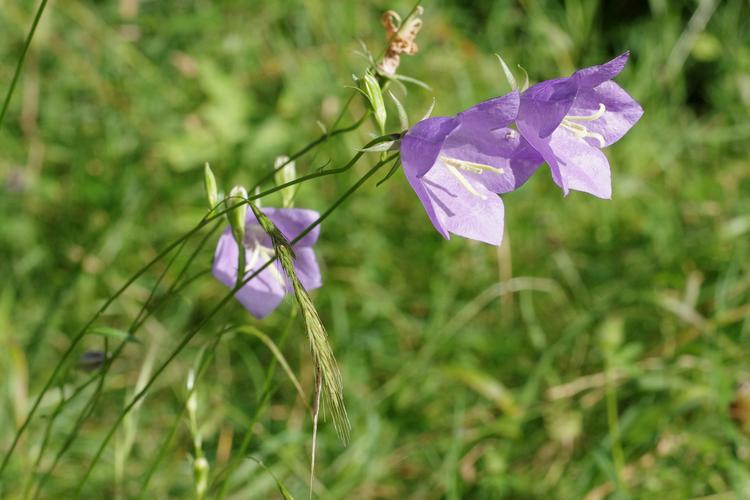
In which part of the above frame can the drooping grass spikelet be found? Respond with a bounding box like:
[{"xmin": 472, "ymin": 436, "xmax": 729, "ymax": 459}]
[{"xmin": 249, "ymin": 204, "xmax": 351, "ymax": 442}]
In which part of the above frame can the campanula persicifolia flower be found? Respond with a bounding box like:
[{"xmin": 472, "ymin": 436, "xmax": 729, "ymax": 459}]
[
  {"xmin": 400, "ymin": 91, "xmax": 543, "ymax": 245},
  {"xmin": 212, "ymin": 208, "xmax": 322, "ymax": 318},
  {"xmin": 516, "ymin": 52, "xmax": 643, "ymax": 199}
]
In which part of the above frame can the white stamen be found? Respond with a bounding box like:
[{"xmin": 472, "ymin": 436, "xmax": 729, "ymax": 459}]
[
  {"xmin": 444, "ymin": 164, "xmax": 487, "ymax": 199},
  {"xmin": 564, "ymin": 103, "xmax": 606, "ymax": 122},
  {"xmin": 243, "ymin": 228, "xmax": 287, "ymax": 287},
  {"xmin": 585, "ymin": 130, "xmax": 606, "ymax": 147},
  {"xmin": 266, "ymin": 258, "xmax": 287, "ymax": 287},
  {"xmin": 439, "ymin": 155, "xmax": 504, "ymax": 175},
  {"xmin": 245, "ymin": 245, "xmax": 261, "ymax": 273},
  {"xmin": 560, "ymin": 103, "xmax": 607, "ymax": 147}
]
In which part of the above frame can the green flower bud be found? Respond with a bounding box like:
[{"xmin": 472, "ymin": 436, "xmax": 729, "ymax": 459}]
[
  {"xmin": 203, "ymin": 162, "xmax": 218, "ymax": 209},
  {"xmin": 273, "ymin": 155, "xmax": 297, "ymax": 208},
  {"xmin": 227, "ymin": 185, "xmax": 248, "ymax": 245},
  {"xmin": 193, "ymin": 456, "xmax": 209, "ymax": 500},
  {"xmin": 186, "ymin": 369, "xmax": 197, "ymax": 415},
  {"xmin": 598, "ymin": 316, "xmax": 624, "ymax": 354},
  {"xmin": 362, "ymin": 72, "xmax": 387, "ymax": 134}
]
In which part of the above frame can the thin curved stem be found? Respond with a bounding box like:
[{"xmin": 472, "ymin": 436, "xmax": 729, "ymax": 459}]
[
  {"xmin": 249, "ymin": 111, "xmax": 368, "ymax": 192},
  {"xmin": 0, "ymin": 0, "xmax": 49, "ymax": 131}
]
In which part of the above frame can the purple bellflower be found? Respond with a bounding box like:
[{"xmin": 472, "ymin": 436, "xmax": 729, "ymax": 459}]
[
  {"xmin": 212, "ymin": 207, "xmax": 322, "ymax": 318},
  {"xmin": 516, "ymin": 52, "xmax": 644, "ymax": 199},
  {"xmin": 400, "ymin": 91, "xmax": 543, "ymax": 246}
]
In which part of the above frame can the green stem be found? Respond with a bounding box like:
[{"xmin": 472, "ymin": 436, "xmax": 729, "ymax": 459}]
[
  {"xmin": 605, "ymin": 362, "xmax": 626, "ymax": 491},
  {"xmin": 248, "ymin": 111, "xmax": 367, "ymax": 192},
  {"xmin": 21, "ymin": 382, "xmax": 67, "ymax": 500},
  {"xmin": 245, "ymin": 133, "xmax": 399, "ymax": 202},
  {"xmin": 0, "ymin": 0, "xmax": 48, "ymax": 131},
  {"xmin": 72, "ymin": 154, "xmax": 397, "ymax": 498}
]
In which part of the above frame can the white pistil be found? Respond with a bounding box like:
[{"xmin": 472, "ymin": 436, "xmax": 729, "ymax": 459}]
[{"xmin": 560, "ymin": 103, "xmax": 607, "ymax": 147}]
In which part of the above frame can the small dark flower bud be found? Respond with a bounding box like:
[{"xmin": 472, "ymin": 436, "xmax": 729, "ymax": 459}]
[{"xmin": 78, "ymin": 351, "xmax": 107, "ymax": 372}]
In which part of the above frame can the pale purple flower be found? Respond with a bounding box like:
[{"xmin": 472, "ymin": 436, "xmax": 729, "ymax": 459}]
[
  {"xmin": 212, "ymin": 207, "xmax": 322, "ymax": 318},
  {"xmin": 400, "ymin": 91, "xmax": 544, "ymax": 246},
  {"xmin": 517, "ymin": 51, "xmax": 644, "ymax": 198}
]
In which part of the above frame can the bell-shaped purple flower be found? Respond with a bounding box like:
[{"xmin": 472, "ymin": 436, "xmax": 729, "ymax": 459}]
[
  {"xmin": 212, "ymin": 207, "xmax": 322, "ymax": 318},
  {"xmin": 400, "ymin": 91, "xmax": 544, "ymax": 246},
  {"xmin": 517, "ymin": 52, "xmax": 644, "ymax": 199}
]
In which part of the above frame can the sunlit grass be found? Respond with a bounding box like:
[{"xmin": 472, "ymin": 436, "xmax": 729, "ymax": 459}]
[{"xmin": 1, "ymin": 0, "xmax": 749, "ymax": 497}]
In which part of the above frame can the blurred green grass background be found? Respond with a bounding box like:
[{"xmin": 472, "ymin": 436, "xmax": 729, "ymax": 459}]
[{"xmin": 2, "ymin": 0, "xmax": 750, "ymax": 497}]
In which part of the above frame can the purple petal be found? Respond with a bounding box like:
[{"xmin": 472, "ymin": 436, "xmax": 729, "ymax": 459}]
[
  {"xmin": 402, "ymin": 162, "xmax": 450, "ymax": 239},
  {"xmin": 421, "ymin": 161, "xmax": 505, "ymax": 245},
  {"xmin": 519, "ymin": 77, "xmax": 578, "ymax": 138},
  {"xmin": 567, "ymin": 81, "xmax": 643, "ymax": 147},
  {"xmin": 401, "ymin": 116, "xmax": 460, "ymax": 178},
  {"xmin": 457, "ymin": 91, "xmax": 519, "ymax": 131},
  {"xmin": 212, "ymin": 229, "xmax": 286, "ymax": 294},
  {"xmin": 212, "ymin": 227, "xmax": 243, "ymax": 290},
  {"xmin": 573, "ymin": 51, "xmax": 630, "ymax": 88},
  {"xmin": 234, "ymin": 281, "xmax": 286, "ymax": 319},
  {"xmin": 262, "ymin": 207, "xmax": 320, "ymax": 247},
  {"xmin": 548, "ymin": 130, "xmax": 612, "ymax": 198},
  {"xmin": 509, "ymin": 137, "xmax": 547, "ymax": 189},
  {"xmin": 212, "ymin": 227, "xmax": 286, "ymax": 318},
  {"xmin": 516, "ymin": 117, "xmax": 568, "ymax": 194}
]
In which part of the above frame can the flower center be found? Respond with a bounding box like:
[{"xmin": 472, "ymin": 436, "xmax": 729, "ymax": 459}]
[
  {"xmin": 438, "ymin": 155, "xmax": 504, "ymax": 200},
  {"xmin": 560, "ymin": 103, "xmax": 606, "ymax": 147},
  {"xmin": 243, "ymin": 226, "xmax": 286, "ymax": 287}
]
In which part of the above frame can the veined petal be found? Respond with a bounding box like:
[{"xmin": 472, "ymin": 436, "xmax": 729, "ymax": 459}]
[
  {"xmin": 567, "ymin": 81, "xmax": 643, "ymax": 147},
  {"xmin": 402, "ymin": 163, "xmax": 450, "ymax": 239},
  {"xmin": 548, "ymin": 130, "xmax": 612, "ymax": 199},
  {"xmin": 519, "ymin": 77, "xmax": 578, "ymax": 139},
  {"xmin": 212, "ymin": 227, "xmax": 244, "ymax": 289},
  {"xmin": 510, "ymin": 137, "xmax": 547, "ymax": 189},
  {"xmin": 573, "ymin": 51, "xmax": 630, "ymax": 88},
  {"xmin": 234, "ymin": 283, "xmax": 286, "ymax": 319},
  {"xmin": 457, "ymin": 91, "xmax": 519, "ymax": 131},
  {"xmin": 516, "ymin": 118, "xmax": 568, "ymax": 194},
  {"xmin": 212, "ymin": 226, "xmax": 287, "ymax": 318},
  {"xmin": 421, "ymin": 159, "xmax": 505, "ymax": 246},
  {"xmin": 401, "ymin": 116, "xmax": 460, "ymax": 178}
]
